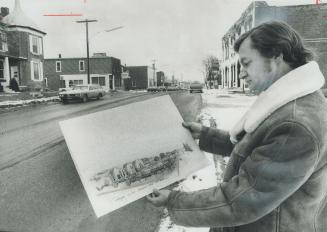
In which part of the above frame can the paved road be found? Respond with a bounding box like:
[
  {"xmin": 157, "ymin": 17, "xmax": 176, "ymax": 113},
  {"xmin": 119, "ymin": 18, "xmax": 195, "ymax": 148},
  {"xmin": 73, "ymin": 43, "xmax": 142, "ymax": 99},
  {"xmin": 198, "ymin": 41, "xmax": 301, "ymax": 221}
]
[{"xmin": 0, "ymin": 91, "xmax": 202, "ymax": 232}]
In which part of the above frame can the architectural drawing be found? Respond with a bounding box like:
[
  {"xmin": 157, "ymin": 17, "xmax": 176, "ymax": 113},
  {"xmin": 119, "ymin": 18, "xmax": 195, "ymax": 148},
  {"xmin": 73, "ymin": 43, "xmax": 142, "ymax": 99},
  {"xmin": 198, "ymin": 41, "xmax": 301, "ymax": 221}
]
[{"xmin": 90, "ymin": 143, "xmax": 193, "ymax": 194}]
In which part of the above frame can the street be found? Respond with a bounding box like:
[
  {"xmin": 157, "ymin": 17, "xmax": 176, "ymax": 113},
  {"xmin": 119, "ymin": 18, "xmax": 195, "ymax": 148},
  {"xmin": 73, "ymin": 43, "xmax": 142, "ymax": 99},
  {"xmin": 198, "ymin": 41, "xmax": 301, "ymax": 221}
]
[{"xmin": 0, "ymin": 91, "xmax": 202, "ymax": 232}]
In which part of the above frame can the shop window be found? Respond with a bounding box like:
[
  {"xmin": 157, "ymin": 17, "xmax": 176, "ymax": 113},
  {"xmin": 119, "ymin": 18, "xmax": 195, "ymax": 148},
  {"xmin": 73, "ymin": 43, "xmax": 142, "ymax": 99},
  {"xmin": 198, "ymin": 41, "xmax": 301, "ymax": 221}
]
[
  {"xmin": 92, "ymin": 76, "xmax": 106, "ymax": 86},
  {"xmin": 99, "ymin": 76, "xmax": 105, "ymax": 86},
  {"xmin": 59, "ymin": 80, "xmax": 66, "ymax": 88},
  {"xmin": 73, "ymin": 80, "xmax": 83, "ymax": 85}
]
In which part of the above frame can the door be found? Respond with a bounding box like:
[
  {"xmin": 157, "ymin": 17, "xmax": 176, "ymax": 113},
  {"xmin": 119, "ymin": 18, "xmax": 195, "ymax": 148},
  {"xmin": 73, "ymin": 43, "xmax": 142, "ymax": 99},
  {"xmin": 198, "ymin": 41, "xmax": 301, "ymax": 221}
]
[
  {"xmin": 109, "ymin": 75, "xmax": 113, "ymax": 90},
  {"xmin": 10, "ymin": 66, "xmax": 19, "ymax": 84}
]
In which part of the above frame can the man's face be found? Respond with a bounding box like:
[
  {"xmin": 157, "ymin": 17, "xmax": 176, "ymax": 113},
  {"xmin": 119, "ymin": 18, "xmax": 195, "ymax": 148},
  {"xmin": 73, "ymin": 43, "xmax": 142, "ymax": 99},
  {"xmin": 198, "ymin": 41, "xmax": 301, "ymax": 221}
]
[{"xmin": 238, "ymin": 38, "xmax": 278, "ymax": 93}]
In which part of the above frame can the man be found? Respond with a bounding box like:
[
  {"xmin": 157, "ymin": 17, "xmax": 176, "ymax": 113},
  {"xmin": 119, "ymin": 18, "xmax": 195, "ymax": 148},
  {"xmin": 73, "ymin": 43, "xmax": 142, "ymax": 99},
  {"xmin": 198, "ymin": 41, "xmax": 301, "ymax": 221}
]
[{"xmin": 147, "ymin": 21, "xmax": 327, "ymax": 232}]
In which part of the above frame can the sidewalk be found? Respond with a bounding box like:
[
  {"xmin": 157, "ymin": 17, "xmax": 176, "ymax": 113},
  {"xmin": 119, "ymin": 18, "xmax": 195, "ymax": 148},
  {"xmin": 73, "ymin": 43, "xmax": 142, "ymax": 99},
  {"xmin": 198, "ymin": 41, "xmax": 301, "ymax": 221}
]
[{"xmin": 157, "ymin": 89, "xmax": 256, "ymax": 232}]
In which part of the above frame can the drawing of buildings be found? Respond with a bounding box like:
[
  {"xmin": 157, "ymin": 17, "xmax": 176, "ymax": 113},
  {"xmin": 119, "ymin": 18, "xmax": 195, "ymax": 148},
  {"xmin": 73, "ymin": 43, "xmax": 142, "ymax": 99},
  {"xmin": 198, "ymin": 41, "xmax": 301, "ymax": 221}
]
[{"xmin": 90, "ymin": 144, "xmax": 193, "ymax": 193}]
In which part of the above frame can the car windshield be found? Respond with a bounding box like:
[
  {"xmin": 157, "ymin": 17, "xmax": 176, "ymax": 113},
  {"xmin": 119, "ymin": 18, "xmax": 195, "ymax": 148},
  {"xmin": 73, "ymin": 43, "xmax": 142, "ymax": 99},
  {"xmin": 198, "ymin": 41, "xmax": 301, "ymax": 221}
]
[{"xmin": 72, "ymin": 86, "xmax": 88, "ymax": 90}]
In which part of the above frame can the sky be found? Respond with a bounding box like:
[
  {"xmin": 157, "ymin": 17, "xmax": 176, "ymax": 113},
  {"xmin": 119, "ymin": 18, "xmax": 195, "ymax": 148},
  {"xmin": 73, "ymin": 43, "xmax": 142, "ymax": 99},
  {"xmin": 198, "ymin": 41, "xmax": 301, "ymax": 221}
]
[{"xmin": 1, "ymin": 0, "xmax": 319, "ymax": 82}]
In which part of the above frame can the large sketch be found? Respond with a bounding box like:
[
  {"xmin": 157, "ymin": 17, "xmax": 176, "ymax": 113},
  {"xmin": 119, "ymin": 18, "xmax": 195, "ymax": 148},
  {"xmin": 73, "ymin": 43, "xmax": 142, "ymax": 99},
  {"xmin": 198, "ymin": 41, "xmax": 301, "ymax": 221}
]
[
  {"xmin": 90, "ymin": 143, "xmax": 192, "ymax": 194},
  {"xmin": 59, "ymin": 95, "xmax": 209, "ymax": 217}
]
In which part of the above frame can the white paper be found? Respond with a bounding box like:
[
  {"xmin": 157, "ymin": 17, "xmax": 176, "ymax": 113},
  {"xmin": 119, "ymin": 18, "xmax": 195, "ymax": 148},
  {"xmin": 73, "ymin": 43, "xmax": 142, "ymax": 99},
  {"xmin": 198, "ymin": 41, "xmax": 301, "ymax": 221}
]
[{"xmin": 59, "ymin": 95, "xmax": 209, "ymax": 217}]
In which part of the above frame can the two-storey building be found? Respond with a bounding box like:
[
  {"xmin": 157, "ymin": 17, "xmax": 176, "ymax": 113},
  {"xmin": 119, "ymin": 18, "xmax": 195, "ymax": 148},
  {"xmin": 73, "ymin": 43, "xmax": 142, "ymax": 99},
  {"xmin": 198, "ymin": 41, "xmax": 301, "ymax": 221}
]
[
  {"xmin": 124, "ymin": 66, "xmax": 156, "ymax": 90},
  {"xmin": 0, "ymin": 0, "xmax": 46, "ymax": 91},
  {"xmin": 221, "ymin": 1, "xmax": 327, "ymax": 89},
  {"xmin": 156, "ymin": 71, "xmax": 165, "ymax": 87},
  {"xmin": 44, "ymin": 53, "xmax": 122, "ymax": 92}
]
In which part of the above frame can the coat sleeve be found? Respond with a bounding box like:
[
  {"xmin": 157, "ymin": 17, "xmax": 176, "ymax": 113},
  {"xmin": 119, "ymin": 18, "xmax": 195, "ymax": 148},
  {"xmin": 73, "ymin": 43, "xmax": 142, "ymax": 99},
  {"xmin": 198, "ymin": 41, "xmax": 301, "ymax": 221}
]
[
  {"xmin": 166, "ymin": 121, "xmax": 319, "ymax": 227},
  {"xmin": 199, "ymin": 126, "xmax": 234, "ymax": 156}
]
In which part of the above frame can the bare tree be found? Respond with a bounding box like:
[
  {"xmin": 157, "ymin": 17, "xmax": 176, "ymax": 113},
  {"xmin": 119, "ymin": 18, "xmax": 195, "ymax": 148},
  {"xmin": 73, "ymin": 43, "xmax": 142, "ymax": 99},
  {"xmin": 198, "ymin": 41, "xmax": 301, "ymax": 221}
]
[{"xmin": 202, "ymin": 55, "xmax": 220, "ymax": 89}]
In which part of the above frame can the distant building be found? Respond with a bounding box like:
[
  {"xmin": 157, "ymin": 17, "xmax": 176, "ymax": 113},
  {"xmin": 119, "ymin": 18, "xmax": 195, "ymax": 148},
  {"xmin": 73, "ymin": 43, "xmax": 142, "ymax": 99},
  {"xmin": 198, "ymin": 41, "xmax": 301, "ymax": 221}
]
[
  {"xmin": 44, "ymin": 53, "xmax": 122, "ymax": 91},
  {"xmin": 125, "ymin": 66, "xmax": 156, "ymax": 90},
  {"xmin": 156, "ymin": 71, "xmax": 165, "ymax": 87},
  {"xmin": 221, "ymin": 1, "xmax": 327, "ymax": 89},
  {"xmin": 0, "ymin": 0, "xmax": 46, "ymax": 91}
]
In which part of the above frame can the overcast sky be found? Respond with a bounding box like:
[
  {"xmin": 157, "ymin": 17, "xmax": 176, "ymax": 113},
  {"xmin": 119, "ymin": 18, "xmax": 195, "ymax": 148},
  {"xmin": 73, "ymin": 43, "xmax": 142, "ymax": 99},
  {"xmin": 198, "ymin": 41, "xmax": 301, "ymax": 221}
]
[{"xmin": 1, "ymin": 0, "xmax": 318, "ymax": 82}]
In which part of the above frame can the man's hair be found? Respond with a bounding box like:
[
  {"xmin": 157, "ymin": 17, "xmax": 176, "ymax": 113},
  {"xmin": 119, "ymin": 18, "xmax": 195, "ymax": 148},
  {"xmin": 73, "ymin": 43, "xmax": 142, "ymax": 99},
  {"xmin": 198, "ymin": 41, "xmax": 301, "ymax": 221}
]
[{"xmin": 234, "ymin": 21, "xmax": 313, "ymax": 68}]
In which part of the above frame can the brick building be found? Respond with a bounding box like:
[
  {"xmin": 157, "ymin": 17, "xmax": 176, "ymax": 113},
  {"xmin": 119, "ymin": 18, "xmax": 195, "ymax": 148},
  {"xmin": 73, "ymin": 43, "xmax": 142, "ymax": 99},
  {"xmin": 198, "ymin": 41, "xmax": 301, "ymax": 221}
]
[
  {"xmin": 0, "ymin": 0, "xmax": 46, "ymax": 91},
  {"xmin": 156, "ymin": 71, "xmax": 165, "ymax": 87},
  {"xmin": 221, "ymin": 1, "xmax": 327, "ymax": 89},
  {"xmin": 124, "ymin": 66, "xmax": 156, "ymax": 90},
  {"xmin": 44, "ymin": 53, "xmax": 122, "ymax": 92}
]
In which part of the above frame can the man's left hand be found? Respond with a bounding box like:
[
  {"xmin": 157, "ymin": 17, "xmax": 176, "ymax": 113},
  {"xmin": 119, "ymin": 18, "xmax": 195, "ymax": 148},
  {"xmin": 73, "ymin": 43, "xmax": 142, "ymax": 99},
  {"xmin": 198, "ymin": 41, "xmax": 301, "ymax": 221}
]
[{"xmin": 146, "ymin": 189, "xmax": 171, "ymax": 207}]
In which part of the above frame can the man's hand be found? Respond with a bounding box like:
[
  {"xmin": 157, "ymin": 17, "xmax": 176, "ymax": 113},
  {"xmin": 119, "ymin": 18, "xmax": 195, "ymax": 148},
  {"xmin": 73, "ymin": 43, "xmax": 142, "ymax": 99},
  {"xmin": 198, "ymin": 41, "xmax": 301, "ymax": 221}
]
[
  {"xmin": 146, "ymin": 189, "xmax": 171, "ymax": 207},
  {"xmin": 182, "ymin": 122, "xmax": 203, "ymax": 139}
]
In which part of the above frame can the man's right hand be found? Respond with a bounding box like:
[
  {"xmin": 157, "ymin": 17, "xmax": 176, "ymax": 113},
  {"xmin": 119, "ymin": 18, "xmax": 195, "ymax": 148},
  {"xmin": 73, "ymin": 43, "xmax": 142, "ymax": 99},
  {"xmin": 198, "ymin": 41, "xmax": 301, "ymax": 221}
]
[{"xmin": 182, "ymin": 122, "xmax": 203, "ymax": 139}]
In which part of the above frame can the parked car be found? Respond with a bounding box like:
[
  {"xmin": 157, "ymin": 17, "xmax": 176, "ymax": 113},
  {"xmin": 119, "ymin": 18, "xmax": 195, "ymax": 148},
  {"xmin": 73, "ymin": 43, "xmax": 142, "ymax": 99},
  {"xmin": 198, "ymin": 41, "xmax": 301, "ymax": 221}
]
[
  {"xmin": 59, "ymin": 84, "xmax": 106, "ymax": 103},
  {"xmin": 147, "ymin": 87, "xmax": 159, "ymax": 92},
  {"xmin": 167, "ymin": 86, "xmax": 180, "ymax": 91},
  {"xmin": 189, "ymin": 83, "xmax": 203, "ymax": 93},
  {"xmin": 158, "ymin": 86, "xmax": 167, "ymax": 92}
]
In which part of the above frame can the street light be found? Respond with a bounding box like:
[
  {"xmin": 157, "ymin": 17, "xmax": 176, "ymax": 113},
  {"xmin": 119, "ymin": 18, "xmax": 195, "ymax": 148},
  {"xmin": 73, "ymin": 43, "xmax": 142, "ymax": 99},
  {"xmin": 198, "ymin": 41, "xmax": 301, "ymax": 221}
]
[
  {"xmin": 105, "ymin": 26, "xmax": 124, "ymax": 33},
  {"xmin": 76, "ymin": 20, "xmax": 124, "ymax": 84}
]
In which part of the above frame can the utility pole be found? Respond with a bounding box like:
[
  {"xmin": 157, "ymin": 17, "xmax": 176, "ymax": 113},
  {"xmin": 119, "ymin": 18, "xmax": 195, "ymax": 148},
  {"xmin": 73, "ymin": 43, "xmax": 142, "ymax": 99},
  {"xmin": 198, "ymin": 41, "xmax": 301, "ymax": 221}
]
[
  {"xmin": 76, "ymin": 19, "xmax": 97, "ymax": 84},
  {"xmin": 152, "ymin": 59, "xmax": 156, "ymax": 87}
]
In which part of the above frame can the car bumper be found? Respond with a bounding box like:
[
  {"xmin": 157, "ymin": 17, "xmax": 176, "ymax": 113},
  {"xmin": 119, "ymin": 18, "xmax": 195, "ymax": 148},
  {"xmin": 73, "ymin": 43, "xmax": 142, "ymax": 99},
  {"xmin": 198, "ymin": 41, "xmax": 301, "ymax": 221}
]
[{"xmin": 59, "ymin": 95, "xmax": 82, "ymax": 101}]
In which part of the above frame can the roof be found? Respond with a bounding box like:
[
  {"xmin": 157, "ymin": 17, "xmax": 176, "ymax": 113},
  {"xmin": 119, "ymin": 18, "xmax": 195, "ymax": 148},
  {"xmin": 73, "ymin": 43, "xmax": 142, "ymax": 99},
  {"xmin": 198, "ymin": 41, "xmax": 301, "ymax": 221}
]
[
  {"xmin": 44, "ymin": 56, "xmax": 117, "ymax": 61},
  {"xmin": 2, "ymin": 0, "xmax": 46, "ymax": 35}
]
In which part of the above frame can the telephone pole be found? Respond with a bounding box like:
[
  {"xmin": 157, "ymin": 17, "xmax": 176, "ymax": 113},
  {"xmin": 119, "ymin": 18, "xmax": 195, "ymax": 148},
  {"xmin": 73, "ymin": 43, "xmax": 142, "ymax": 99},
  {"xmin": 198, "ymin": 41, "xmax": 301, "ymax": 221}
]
[
  {"xmin": 76, "ymin": 19, "xmax": 97, "ymax": 84},
  {"xmin": 152, "ymin": 59, "xmax": 156, "ymax": 87}
]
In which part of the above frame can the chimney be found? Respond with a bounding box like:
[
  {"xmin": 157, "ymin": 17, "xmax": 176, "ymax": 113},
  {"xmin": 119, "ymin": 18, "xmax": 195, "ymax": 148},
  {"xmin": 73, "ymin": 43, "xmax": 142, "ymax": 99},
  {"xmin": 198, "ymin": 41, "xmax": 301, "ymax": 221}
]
[
  {"xmin": 92, "ymin": 52, "xmax": 107, "ymax": 57},
  {"xmin": 58, "ymin": 54, "xmax": 62, "ymax": 58},
  {"xmin": 0, "ymin": 7, "xmax": 9, "ymax": 17}
]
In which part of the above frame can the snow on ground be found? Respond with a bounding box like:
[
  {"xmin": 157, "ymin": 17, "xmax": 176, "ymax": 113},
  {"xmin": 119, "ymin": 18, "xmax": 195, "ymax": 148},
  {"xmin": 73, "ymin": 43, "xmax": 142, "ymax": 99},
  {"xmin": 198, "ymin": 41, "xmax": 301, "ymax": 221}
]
[
  {"xmin": 0, "ymin": 96, "xmax": 59, "ymax": 108},
  {"xmin": 157, "ymin": 89, "xmax": 256, "ymax": 232}
]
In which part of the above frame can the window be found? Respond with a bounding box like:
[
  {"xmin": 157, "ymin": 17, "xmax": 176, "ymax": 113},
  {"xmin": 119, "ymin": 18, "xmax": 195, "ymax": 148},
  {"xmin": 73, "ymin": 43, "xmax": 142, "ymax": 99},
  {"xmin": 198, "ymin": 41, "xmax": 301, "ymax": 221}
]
[
  {"xmin": 0, "ymin": 60, "xmax": 4, "ymax": 79},
  {"xmin": 0, "ymin": 32, "xmax": 8, "ymax": 52},
  {"xmin": 30, "ymin": 61, "xmax": 43, "ymax": 81},
  {"xmin": 59, "ymin": 80, "xmax": 66, "ymax": 88},
  {"xmin": 29, "ymin": 35, "xmax": 43, "ymax": 55},
  {"xmin": 32, "ymin": 37, "xmax": 38, "ymax": 53},
  {"xmin": 92, "ymin": 76, "xmax": 98, "ymax": 84},
  {"xmin": 79, "ymin": 60, "xmax": 85, "ymax": 71},
  {"xmin": 132, "ymin": 80, "xmax": 136, "ymax": 87},
  {"xmin": 56, "ymin": 61, "xmax": 61, "ymax": 72},
  {"xmin": 91, "ymin": 76, "xmax": 106, "ymax": 86},
  {"xmin": 33, "ymin": 62, "xmax": 39, "ymax": 80},
  {"xmin": 73, "ymin": 80, "xmax": 83, "ymax": 85},
  {"xmin": 99, "ymin": 76, "xmax": 105, "ymax": 86}
]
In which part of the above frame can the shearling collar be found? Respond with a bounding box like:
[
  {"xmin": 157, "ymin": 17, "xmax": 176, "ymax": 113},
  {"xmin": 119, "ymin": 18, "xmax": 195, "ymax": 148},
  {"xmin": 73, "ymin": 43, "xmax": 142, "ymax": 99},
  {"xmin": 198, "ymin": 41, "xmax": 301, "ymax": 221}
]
[{"xmin": 230, "ymin": 61, "xmax": 325, "ymax": 144}]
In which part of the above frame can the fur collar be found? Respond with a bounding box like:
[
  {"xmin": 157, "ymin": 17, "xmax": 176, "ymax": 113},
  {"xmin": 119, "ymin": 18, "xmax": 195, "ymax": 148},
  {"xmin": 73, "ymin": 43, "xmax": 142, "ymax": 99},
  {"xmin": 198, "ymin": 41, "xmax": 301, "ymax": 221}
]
[{"xmin": 230, "ymin": 61, "xmax": 325, "ymax": 144}]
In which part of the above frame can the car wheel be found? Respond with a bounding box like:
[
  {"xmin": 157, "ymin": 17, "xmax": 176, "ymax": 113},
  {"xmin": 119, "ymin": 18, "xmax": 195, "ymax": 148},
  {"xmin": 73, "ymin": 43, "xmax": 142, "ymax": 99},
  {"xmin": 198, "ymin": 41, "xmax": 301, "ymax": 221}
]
[
  {"xmin": 62, "ymin": 99, "xmax": 68, "ymax": 104},
  {"xmin": 190, "ymin": 90, "xmax": 192, "ymax": 93},
  {"xmin": 82, "ymin": 94, "xmax": 88, "ymax": 103},
  {"xmin": 96, "ymin": 93, "xmax": 102, "ymax": 100}
]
